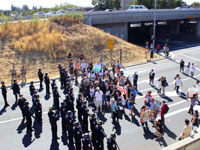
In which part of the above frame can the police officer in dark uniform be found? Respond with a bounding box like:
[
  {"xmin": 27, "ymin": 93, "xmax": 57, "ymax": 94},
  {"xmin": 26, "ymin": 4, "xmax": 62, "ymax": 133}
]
[
  {"xmin": 18, "ymin": 94, "xmax": 26, "ymax": 120},
  {"xmin": 66, "ymin": 111, "xmax": 74, "ymax": 145},
  {"xmin": 60, "ymin": 68, "xmax": 65, "ymax": 88},
  {"xmin": 58, "ymin": 64, "xmax": 62, "ymax": 80},
  {"xmin": 29, "ymin": 81, "xmax": 36, "ymax": 98},
  {"xmin": 1, "ymin": 81, "xmax": 9, "ymax": 107},
  {"xmin": 82, "ymin": 100, "xmax": 89, "ymax": 133},
  {"xmin": 76, "ymin": 94, "xmax": 83, "ymax": 123},
  {"xmin": 53, "ymin": 86, "xmax": 60, "ymax": 111},
  {"xmin": 12, "ymin": 80, "xmax": 20, "ymax": 103},
  {"xmin": 82, "ymin": 133, "xmax": 93, "ymax": 150},
  {"xmin": 24, "ymin": 102, "xmax": 34, "ymax": 132},
  {"xmin": 89, "ymin": 112, "xmax": 97, "ymax": 148},
  {"xmin": 96, "ymin": 121, "xmax": 106, "ymax": 150},
  {"xmin": 38, "ymin": 69, "xmax": 43, "ymax": 89},
  {"xmin": 74, "ymin": 67, "xmax": 79, "ymax": 86},
  {"xmin": 60, "ymin": 102, "xmax": 67, "ymax": 133},
  {"xmin": 73, "ymin": 122, "xmax": 82, "ymax": 150},
  {"xmin": 51, "ymin": 79, "xmax": 56, "ymax": 93},
  {"xmin": 34, "ymin": 95, "xmax": 42, "ymax": 123},
  {"xmin": 44, "ymin": 73, "xmax": 50, "ymax": 94},
  {"xmin": 107, "ymin": 133, "xmax": 118, "ymax": 150},
  {"xmin": 48, "ymin": 107, "xmax": 60, "ymax": 140}
]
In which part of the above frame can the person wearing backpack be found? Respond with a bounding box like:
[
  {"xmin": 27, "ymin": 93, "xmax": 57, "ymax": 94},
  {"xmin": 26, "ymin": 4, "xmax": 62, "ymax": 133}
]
[{"xmin": 160, "ymin": 101, "xmax": 169, "ymax": 125}]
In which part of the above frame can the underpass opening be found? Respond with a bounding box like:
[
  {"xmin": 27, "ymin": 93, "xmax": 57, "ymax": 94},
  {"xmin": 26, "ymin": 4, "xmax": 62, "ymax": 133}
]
[{"xmin": 128, "ymin": 20, "xmax": 198, "ymax": 47}]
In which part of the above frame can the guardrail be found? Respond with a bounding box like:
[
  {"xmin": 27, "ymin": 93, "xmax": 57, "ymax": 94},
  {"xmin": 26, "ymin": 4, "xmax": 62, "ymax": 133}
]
[
  {"xmin": 162, "ymin": 132, "xmax": 200, "ymax": 150},
  {"xmin": 83, "ymin": 9, "xmax": 200, "ymax": 25}
]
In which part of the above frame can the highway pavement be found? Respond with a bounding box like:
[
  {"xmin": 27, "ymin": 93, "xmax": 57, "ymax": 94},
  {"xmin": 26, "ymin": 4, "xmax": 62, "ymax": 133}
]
[{"xmin": 0, "ymin": 46, "xmax": 200, "ymax": 150}]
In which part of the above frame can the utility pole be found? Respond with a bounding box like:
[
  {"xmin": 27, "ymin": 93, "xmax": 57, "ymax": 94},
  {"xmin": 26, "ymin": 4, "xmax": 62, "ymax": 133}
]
[{"xmin": 153, "ymin": 0, "xmax": 157, "ymax": 51}]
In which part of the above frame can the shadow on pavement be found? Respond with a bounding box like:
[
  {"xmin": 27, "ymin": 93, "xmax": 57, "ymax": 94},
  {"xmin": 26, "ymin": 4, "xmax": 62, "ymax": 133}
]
[
  {"xmin": 22, "ymin": 131, "xmax": 35, "ymax": 147},
  {"xmin": 112, "ymin": 122, "xmax": 121, "ymax": 135},
  {"xmin": 143, "ymin": 127, "xmax": 154, "ymax": 140},
  {"xmin": 97, "ymin": 112, "xmax": 107, "ymax": 123},
  {"xmin": 124, "ymin": 112, "xmax": 131, "ymax": 122},
  {"xmin": 33, "ymin": 120, "xmax": 42, "ymax": 139},
  {"xmin": 50, "ymin": 139, "xmax": 59, "ymax": 150},
  {"xmin": 131, "ymin": 115, "xmax": 140, "ymax": 127},
  {"xmin": 16, "ymin": 119, "xmax": 26, "ymax": 134},
  {"xmin": 61, "ymin": 132, "xmax": 68, "ymax": 146},
  {"xmin": 137, "ymin": 91, "xmax": 143, "ymax": 96},
  {"xmin": 20, "ymin": 83, "xmax": 26, "ymax": 88},
  {"xmin": 133, "ymin": 107, "xmax": 140, "ymax": 117},
  {"xmin": 160, "ymin": 95, "xmax": 173, "ymax": 102},
  {"xmin": 156, "ymin": 137, "xmax": 168, "ymax": 147},
  {"xmin": 44, "ymin": 94, "xmax": 50, "ymax": 100},
  {"xmin": 180, "ymin": 92, "xmax": 187, "ymax": 100},
  {"xmin": 38, "ymin": 87, "xmax": 43, "ymax": 92},
  {"xmin": 11, "ymin": 102, "xmax": 18, "ymax": 110},
  {"xmin": 0, "ymin": 105, "xmax": 7, "ymax": 115},
  {"xmin": 164, "ymin": 125, "xmax": 177, "ymax": 140}
]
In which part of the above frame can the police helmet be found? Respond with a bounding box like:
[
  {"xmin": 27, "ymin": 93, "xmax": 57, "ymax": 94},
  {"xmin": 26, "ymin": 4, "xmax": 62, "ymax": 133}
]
[
  {"xmin": 97, "ymin": 120, "xmax": 103, "ymax": 125},
  {"xmin": 74, "ymin": 122, "xmax": 80, "ymax": 127},
  {"xmin": 67, "ymin": 111, "xmax": 72, "ymax": 115},
  {"xmin": 83, "ymin": 100, "xmax": 87, "ymax": 104},
  {"xmin": 65, "ymin": 94, "xmax": 69, "ymax": 97},
  {"xmin": 90, "ymin": 112, "xmax": 95, "ymax": 117},
  {"xmin": 110, "ymin": 133, "xmax": 116, "ymax": 138}
]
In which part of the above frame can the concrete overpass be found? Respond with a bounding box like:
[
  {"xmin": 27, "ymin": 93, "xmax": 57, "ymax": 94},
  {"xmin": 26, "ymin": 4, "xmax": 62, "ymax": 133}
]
[{"xmin": 83, "ymin": 9, "xmax": 200, "ymax": 41}]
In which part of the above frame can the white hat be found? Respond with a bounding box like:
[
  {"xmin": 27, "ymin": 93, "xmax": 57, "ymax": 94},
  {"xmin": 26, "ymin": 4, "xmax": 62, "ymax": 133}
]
[{"xmin": 97, "ymin": 87, "xmax": 100, "ymax": 90}]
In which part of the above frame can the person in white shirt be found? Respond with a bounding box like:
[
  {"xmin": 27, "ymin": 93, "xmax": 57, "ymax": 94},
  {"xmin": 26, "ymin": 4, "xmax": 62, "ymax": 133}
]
[
  {"xmin": 94, "ymin": 87, "xmax": 103, "ymax": 112},
  {"xmin": 81, "ymin": 62, "xmax": 86, "ymax": 74},
  {"xmin": 175, "ymin": 75, "xmax": 183, "ymax": 94},
  {"xmin": 185, "ymin": 62, "xmax": 190, "ymax": 75},
  {"xmin": 191, "ymin": 63, "xmax": 195, "ymax": 77},
  {"xmin": 121, "ymin": 95, "xmax": 126, "ymax": 112},
  {"xmin": 195, "ymin": 81, "xmax": 200, "ymax": 94}
]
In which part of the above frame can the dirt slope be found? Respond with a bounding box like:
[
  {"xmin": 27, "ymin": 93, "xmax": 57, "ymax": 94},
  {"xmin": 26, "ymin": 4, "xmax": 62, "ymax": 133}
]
[{"xmin": 0, "ymin": 19, "xmax": 148, "ymax": 85}]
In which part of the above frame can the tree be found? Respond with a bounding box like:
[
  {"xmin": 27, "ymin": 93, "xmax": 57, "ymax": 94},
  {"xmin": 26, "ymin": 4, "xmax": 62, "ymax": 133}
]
[
  {"xmin": 22, "ymin": 5, "xmax": 29, "ymax": 11},
  {"xmin": 92, "ymin": 0, "xmax": 122, "ymax": 10},
  {"xmin": 114, "ymin": 0, "xmax": 121, "ymax": 10},
  {"xmin": 133, "ymin": 0, "xmax": 185, "ymax": 9},
  {"xmin": 191, "ymin": 2, "xmax": 200, "ymax": 6}
]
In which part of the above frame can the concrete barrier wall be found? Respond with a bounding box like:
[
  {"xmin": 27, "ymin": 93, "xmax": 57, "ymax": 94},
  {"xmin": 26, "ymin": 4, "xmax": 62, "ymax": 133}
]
[{"xmin": 162, "ymin": 133, "xmax": 200, "ymax": 150}]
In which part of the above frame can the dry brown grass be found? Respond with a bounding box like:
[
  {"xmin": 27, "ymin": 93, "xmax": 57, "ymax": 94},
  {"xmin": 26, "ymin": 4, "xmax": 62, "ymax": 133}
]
[{"xmin": 0, "ymin": 18, "xmax": 149, "ymax": 85}]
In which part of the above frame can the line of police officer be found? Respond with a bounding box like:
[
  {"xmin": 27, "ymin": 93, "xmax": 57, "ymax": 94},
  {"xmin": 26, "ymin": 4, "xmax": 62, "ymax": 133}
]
[{"xmin": 0, "ymin": 65, "xmax": 119, "ymax": 149}]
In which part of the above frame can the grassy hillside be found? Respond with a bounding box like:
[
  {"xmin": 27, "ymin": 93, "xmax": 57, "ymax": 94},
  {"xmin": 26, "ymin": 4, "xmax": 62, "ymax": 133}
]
[{"xmin": 0, "ymin": 16, "xmax": 147, "ymax": 84}]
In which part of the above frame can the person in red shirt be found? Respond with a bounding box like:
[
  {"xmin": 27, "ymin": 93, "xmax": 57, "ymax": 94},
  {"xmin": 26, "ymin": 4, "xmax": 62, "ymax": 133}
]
[
  {"xmin": 144, "ymin": 91, "xmax": 152, "ymax": 107},
  {"xmin": 156, "ymin": 44, "xmax": 160, "ymax": 53},
  {"xmin": 160, "ymin": 101, "xmax": 166, "ymax": 125}
]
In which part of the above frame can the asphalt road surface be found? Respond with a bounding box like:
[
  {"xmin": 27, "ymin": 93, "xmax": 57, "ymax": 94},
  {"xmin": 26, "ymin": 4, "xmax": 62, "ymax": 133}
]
[{"xmin": 0, "ymin": 46, "xmax": 200, "ymax": 150}]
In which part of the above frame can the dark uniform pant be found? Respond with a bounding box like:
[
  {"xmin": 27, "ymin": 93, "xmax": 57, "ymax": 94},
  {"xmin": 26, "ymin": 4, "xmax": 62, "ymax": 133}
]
[
  {"xmin": 46, "ymin": 84, "xmax": 50, "ymax": 94},
  {"xmin": 75, "ymin": 140, "xmax": 81, "ymax": 150},
  {"xmin": 2, "ymin": 93, "xmax": 8, "ymax": 105},
  {"xmin": 51, "ymin": 125, "xmax": 58, "ymax": 139},
  {"xmin": 35, "ymin": 111, "xmax": 42, "ymax": 122},
  {"xmin": 68, "ymin": 129, "xmax": 73, "ymax": 145}
]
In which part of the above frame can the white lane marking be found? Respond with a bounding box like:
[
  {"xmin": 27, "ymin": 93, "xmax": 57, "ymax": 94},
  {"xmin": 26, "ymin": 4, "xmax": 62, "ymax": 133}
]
[
  {"xmin": 138, "ymin": 74, "xmax": 200, "ymax": 93},
  {"xmin": 166, "ymin": 105, "xmax": 200, "ymax": 118},
  {"xmin": 168, "ymin": 100, "xmax": 188, "ymax": 108},
  {"xmin": 165, "ymin": 107, "xmax": 188, "ymax": 118},
  {"xmin": 179, "ymin": 47, "xmax": 200, "ymax": 54},
  {"xmin": 179, "ymin": 53, "xmax": 200, "ymax": 62},
  {"xmin": 0, "ymin": 112, "xmax": 48, "ymax": 125}
]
